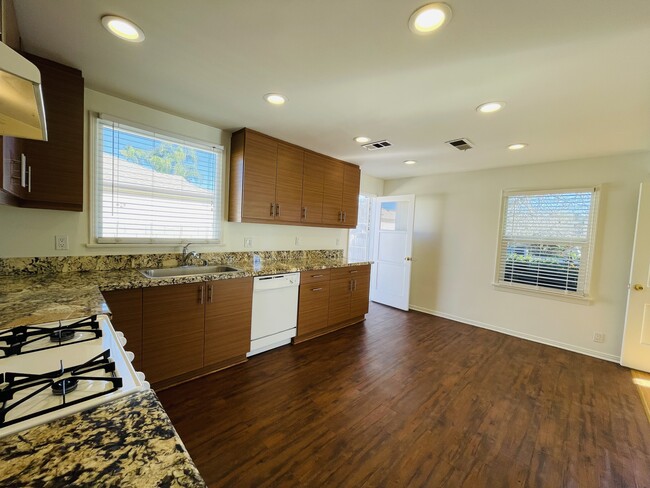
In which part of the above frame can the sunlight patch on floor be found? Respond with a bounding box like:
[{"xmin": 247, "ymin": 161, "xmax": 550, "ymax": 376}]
[{"xmin": 632, "ymin": 370, "xmax": 650, "ymax": 424}]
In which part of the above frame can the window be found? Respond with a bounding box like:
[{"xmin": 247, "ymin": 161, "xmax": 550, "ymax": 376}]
[
  {"xmin": 494, "ymin": 188, "xmax": 599, "ymax": 298},
  {"xmin": 348, "ymin": 194, "xmax": 374, "ymax": 262},
  {"xmin": 93, "ymin": 116, "xmax": 224, "ymax": 244}
]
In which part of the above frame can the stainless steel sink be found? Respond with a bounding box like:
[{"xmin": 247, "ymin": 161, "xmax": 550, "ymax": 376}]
[{"xmin": 139, "ymin": 265, "xmax": 241, "ymax": 279}]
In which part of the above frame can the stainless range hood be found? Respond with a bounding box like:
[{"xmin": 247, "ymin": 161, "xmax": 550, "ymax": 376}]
[{"xmin": 0, "ymin": 42, "xmax": 47, "ymax": 140}]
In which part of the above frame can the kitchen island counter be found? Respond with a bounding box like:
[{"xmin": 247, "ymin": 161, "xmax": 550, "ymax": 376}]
[
  {"xmin": 0, "ymin": 257, "xmax": 372, "ymax": 328},
  {"xmin": 0, "ymin": 389, "xmax": 206, "ymax": 487}
]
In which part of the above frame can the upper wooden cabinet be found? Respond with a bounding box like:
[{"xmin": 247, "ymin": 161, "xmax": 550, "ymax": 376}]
[
  {"xmin": 1, "ymin": 54, "xmax": 84, "ymax": 211},
  {"xmin": 229, "ymin": 128, "xmax": 360, "ymax": 228}
]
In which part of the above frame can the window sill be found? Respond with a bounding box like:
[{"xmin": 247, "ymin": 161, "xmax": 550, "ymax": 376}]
[
  {"xmin": 492, "ymin": 282, "xmax": 593, "ymax": 305},
  {"xmin": 85, "ymin": 241, "xmax": 226, "ymax": 249}
]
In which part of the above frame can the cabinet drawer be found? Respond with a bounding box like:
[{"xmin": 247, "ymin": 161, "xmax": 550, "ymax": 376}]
[
  {"xmin": 330, "ymin": 264, "xmax": 370, "ymax": 281},
  {"xmin": 300, "ymin": 269, "xmax": 331, "ymax": 284}
]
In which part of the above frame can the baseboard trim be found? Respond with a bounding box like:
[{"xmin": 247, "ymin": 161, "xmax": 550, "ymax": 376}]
[{"xmin": 408, "ymin": 304, "xmax": 620, "ymax": 363}]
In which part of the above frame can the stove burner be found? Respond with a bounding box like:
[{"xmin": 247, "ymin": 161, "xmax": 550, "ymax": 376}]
[
  {"xmin": 51, "ymin": 378, "xmax": 79, "ymax": 395},
  {"xmin": 50, "ymin": 329, "xmax": 76, "ymax": 343}
]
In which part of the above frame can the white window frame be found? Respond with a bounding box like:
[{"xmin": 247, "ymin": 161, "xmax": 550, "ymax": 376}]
[
  {"xmin": 348, "ymin": 193, "xmax": 376, "ymax": 262},
  {"xmin": 89, "ymin": 113, "xmax": 226, "ymax": 246},
  {"xmin": 493, "ymin": 186, "xmax": 600, "ymax": 302}
]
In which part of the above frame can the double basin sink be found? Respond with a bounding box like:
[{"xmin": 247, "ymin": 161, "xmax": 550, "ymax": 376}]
[{"xmin": 139, "ymin": 265, "xmax": 241, "ymax": 279}]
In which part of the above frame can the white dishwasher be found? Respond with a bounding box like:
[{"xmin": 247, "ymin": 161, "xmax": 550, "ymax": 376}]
[{"xmin": 248, "ymin": 272, "xmax": 300, "ymax": 356}]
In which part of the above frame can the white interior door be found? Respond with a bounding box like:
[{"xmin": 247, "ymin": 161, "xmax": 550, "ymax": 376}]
[
  {"xmin": 621, "ymin": 182, "xmax": 650, "ymax": 372},
  {"xmin": 371, "ymin": 194, "xmax": 415, "ymax": 311}
]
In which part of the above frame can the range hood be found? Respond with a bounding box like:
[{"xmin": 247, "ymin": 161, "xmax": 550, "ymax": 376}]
[{"xmin": 0, "ymin": 42, "xmax": 47, "ymax": 140}]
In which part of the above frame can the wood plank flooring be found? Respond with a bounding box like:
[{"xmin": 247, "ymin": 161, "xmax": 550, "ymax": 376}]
[{"xmin": 158, "ymin": 303, "xmax": 650, "ymax": 488}]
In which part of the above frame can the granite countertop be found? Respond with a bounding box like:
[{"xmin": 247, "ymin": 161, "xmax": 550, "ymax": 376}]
[
  {"xmin": 0, "ymin": 258, "xmax": 371, "ymax": 328},
  {"xmin": 0, "ymin": 390, "xmax": 206, "ymax": 487}
]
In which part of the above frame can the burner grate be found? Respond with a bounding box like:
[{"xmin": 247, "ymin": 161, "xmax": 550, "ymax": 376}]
[
  {"xmin": 0, "ymin": 349, "xmax": 123, "ymax": 428},
  {"xmin": 0, "ymin": 315, "xmax": 102, "ymax": 358}
]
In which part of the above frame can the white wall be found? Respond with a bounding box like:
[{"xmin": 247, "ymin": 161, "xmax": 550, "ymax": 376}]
[
  {"xmin": 0, "ymin": 89, "xmax": 347, "ymax": 257},
  {"xmin": 384, "ymin": 151, "xmax": 650, "ymax": 361}
]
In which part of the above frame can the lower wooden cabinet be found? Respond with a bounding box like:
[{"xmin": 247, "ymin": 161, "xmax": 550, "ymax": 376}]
[
  {"xmin": 296, "ymin": 265, "xmax": 371, "ymax": 342},
  {"xmin": 102, "ymin": 277, "xmax": 253, "ymax": 387},
  {"xmin": 204, "ymin": 277, "xmax": 253, "ymax": 367},
  {"xmin": 101, "ymin": 288, "xmax": 143, "ymax": 371},
  {"xmin": 143, "ymin": 283, "xmax": 206, "ymax": 384}
]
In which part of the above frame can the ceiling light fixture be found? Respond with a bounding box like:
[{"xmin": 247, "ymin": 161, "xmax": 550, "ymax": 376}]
[
  {"xmin": 408, "ymin": 3, "xmax": 452, "ymax": 34},
  {"xmin": 354, "ymin": 136, "xmax": 371, "ymax": 143},
  {"xmin": 101, "ymin": 15, "xmax": 145, "ymax": 42},
  {"xmin": 264, "ymin": 93, "xmax": 287, "ymax": 105},
  {"xmin": 477, "ymin": 101, "xmax": 505, "ymax": 113},
  {"xmin": 508, "ymin": 143, "xmax": 528, "ymax": 150},
  {"xmin": 403, "ymin": 160, "xmax": 417, "ymax": 165}
]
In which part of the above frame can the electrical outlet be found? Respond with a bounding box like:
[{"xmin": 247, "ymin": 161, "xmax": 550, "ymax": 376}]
[
  {"xmin": 295, "ymin": 236, "xmax": 301, "ymax": 246},
  {"xmin": 244, "ymin": 237, "xmax": 253, "ymax": 248},
  {"xmin": 55, "ymin": 235, "xmax": 69, "ymax": 251},
  {"xmin": 593, "ymin": 332, "xmax": 605, "ymax": 343}
]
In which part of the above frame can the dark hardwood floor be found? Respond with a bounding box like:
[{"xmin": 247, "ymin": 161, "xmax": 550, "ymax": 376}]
[{"xmin": 158, "ymin": 303, "xmax": 650, "ymax": 488}]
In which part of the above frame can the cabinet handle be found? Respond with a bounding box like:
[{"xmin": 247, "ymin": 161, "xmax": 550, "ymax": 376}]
[
  {"xmin": 276, "ymin": 203, "xmax": 280, "ymax": 217},
  {"xmin": 20, "ymin": 154, "xmax": 27, "ymax": 188},
  {"xmin": 338, "ymin": 210, "xmax": 343, "ymax": 222},
  {"xmin": 349, "ymin": 270, "xmax": 358, "ymax": 274},
  {"xmin": 311, "ymin": 274, "xmax": 324, "ymax": 278},
  {"xmin": 353, "ymin": 279, "xmax": 357, "ymax": 291},
  {"xmin": 199, "ymin": 285, "xmax": 204, "ymax": 304},
  {"xmin": 270, "ymin": 203, "xmax": 275, "ymax": 216},
  {"xmin": 302, "ymin": 207, "xmax": 307, "ymax": 220},
  {"xmin": 349, "ymin": 280, "xmax": 353, "ymax": 292},
  {"xmin": 208, "ymin": 284, "xmax": 213, "ymax": 303},
  {"xmin": 311, "ymin": 287, "xmax": 323, "ymax": 292},
  {"xmin": 27, "ymin": 166, "xmax": 32, "ymax": 193}
]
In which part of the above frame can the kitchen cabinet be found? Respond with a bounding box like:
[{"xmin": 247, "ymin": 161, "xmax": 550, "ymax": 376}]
[
  {"xmin": 229, "ymin": 128, "xmax": 360, "ymax": 228},
  {"xmin": 296, "ymin": 270, "xmax": 331, "ymax": 339},
  {"xmin": 295, "ymin": 265, "xmax": 371, "ymax": 342},
  {"xmin": 142, "ymin": 283, "xmax": 206, "ymax": 384},
  {"xmin": 1, "ymin": 54, "xmax": 84, "ymax": 211},
  {"xmin": 204, "ymin": 277, "xmax": 253, "ymax": 367},
  {"xmin": 328, "ymin": 265, "xmax": 371, "ymax": 326},
  {"xmin": 102, "ymin": 288, "xmax": 143, "ymax": 371}
]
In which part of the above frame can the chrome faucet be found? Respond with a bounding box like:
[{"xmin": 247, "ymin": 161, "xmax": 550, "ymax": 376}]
[{"xmin": 181, "ymin": 243, "xmax": 200, "ymax": 266}]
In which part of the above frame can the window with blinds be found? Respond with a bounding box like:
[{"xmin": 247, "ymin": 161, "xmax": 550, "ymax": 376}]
[
  {"xmin": 494, "ymin": 188, "xmax": 599, "ymax": 298},
  {"xmin": 94, "ymin": 116, "xmax": 223, "ymax": 244}
]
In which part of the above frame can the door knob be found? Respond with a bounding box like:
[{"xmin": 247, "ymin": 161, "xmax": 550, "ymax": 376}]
[
  {"xmin": 404, "ymin": 257, "xmax": 412, "ymax": 261},
  {"xmin": 634, "ymin": 284, "xmax": 644, "ymax": 291}
]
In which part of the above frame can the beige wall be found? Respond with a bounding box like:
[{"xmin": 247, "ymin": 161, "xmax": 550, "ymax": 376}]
[
  {"xmin": 384, "ymin": 151, "xmax": 650, "ymax": 361},
  {"xmin": 0, "ymin": 89, "xmax": 348, "ymax": 257},
  {"xmin": 360, "ymin": 173, "xmax": 384, "ymax": 196}
]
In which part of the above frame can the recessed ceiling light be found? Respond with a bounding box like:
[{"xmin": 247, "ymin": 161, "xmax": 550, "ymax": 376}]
[
  {"xmin": 264, "ymin": 93, "xmax": 287, "ymax": 105},
  {"xmin": 403, "ymin": 160, "xmax": 417, "ymax": 165},
  {"xmin": 354, "ymin": 136, "xmax": 371, "ymax": 143},
  {"xmin": 508, "ymin": 143, "xmax": 528, "ymax": 150},
  {"xmin": 408, "ymin": 3, "xmax": 452, "ymax": 34},
  {"xmin": 477, "ymin": 101, "xmax": 505, "ymax": 113},
  {"xmin": 101, "ymin": 16, "xmax": 145, "ymax": 42}
]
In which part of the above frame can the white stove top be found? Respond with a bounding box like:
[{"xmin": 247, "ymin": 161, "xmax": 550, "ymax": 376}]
[{"xmin": 0, "ymin": 315, "xmax": 149, "ymax": 438}]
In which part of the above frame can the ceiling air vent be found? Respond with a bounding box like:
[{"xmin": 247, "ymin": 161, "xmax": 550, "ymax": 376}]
[
  {"xmin": 362, "ymin": 140, "xmax": 393, "ymax": 151},
  {"xmin": 446, "ymin": 138, "xmax": 474, "ymax": 151}
]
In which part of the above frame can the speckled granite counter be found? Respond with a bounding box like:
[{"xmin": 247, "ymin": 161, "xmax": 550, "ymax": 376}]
[
  {"xmin": 0, "ymin": 258, "xmax": 371, "ymax": 328},
  {"xmin": 0, "ymin": 390, "xmax": 205, "ymax": 487}
]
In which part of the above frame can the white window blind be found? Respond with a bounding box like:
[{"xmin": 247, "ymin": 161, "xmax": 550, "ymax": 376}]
[
  {"xmin": 94, "ymin": 116, "xmax": 223, "ymax": 244},
  {"xmin": 495, "ymin": 188, "xmax": 599, "ymax": 298}
]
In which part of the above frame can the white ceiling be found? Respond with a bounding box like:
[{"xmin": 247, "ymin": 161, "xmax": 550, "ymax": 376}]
[{"xmin": 14, "ymin": 0, "xmax": 650, "ymax": 179}]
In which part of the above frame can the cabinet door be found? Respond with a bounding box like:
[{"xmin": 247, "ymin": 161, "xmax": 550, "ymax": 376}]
[
  {"xmin": 2, "ymin": 136, "xmax": 25, "ymax": 199},
  {"xmin": 298, "ymin": 282, "xmax": 331, "ymax": 336},
  {"xmin": 142, "ymin": 283, "xmax": 205, "ymax": 384},
  {"xmin": 328, "ymin": 278, "xmax": 352, "ymax": 326},
  {"xmin": 322, "ymin": 158, "xmax": 344, "ymax": 225},
  {"xmin": 342, "ymin": 164, "xmax": 361, "ymax": 227},
  {"xmin": 301, "ymin": 152, "xmax": 325, "ymax": 224},
  {"xmin": 102, "ymin": 288, "xmax": 143, "ymax": 371},
  {"xmin": 204, "ymin": 277, "xmax": 253, "ymax": 366},
  {"xmin": 350, "ymin": 267, "xmax": 371, "ymax": 318},
  {"xmin": 242, "ymin": 130, "xmax": 278, "ymax": 221},
  {"xmin": 275, "ymin": 143, "xmax": 303, "ymax": 223},
  {"xmin": 21, "ymin": 54, "xmax": 84, "ymax": 211}
]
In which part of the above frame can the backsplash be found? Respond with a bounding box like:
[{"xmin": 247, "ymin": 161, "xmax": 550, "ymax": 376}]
[{"xmin": 0, "ymin": 250, "xmax": 344, "ymax": 276}]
